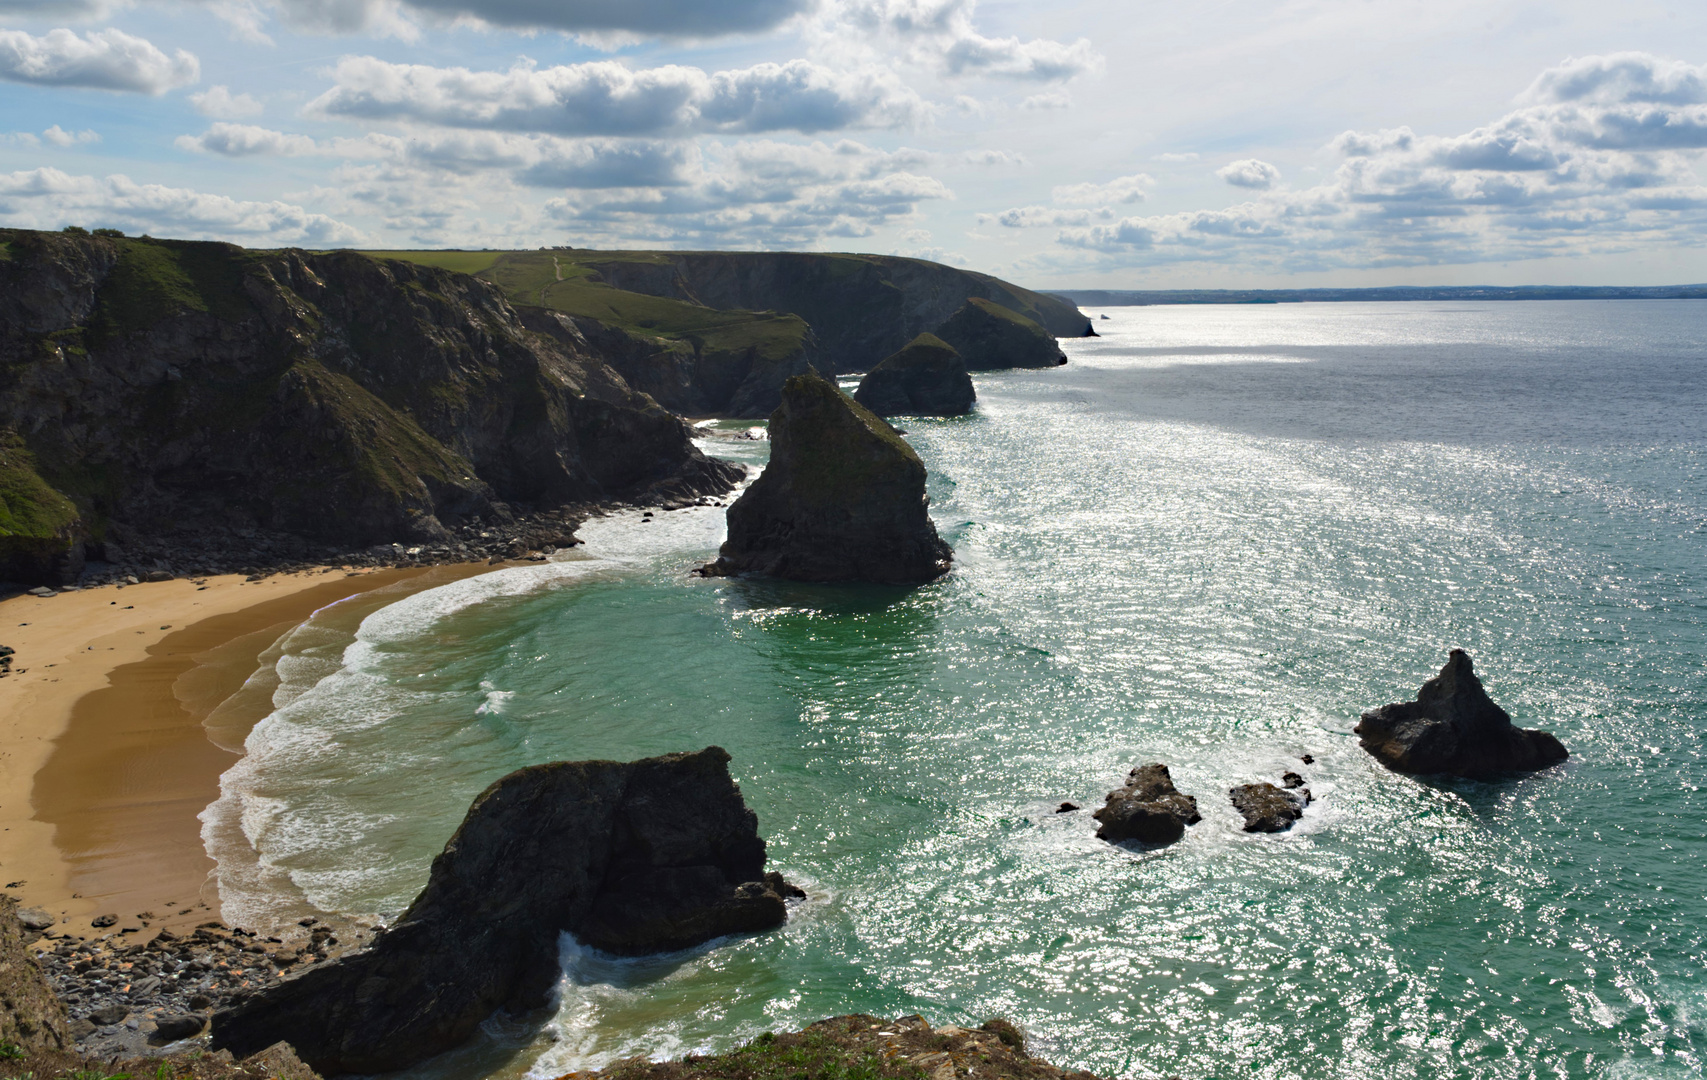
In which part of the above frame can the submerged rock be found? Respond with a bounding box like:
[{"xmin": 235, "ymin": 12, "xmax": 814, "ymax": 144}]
[
  {"xmin": 852, "ymin": 334, "xmax": 975, "ymax": 418},
  {"xmin": 1229, "ymin": 782, "xmax": 1309, "ymax": 833},
  {"xmin": 1093, "ymin": 763, "xmax": 1201, "ymax": 845},
  {"xmin": 1355, "ymin": 650, "xmax": 1568, "ymax": 778},
  {"xmin": 703, "ymin": 374, "xmax": 953, "ymax": 584},
  {"xmin": 933, "ymin": 298, "xmax": 1067, "ymax": 371},
  {"xmin": 211, "ymin": 747, "xmax": 800, "ymax": 1074}
]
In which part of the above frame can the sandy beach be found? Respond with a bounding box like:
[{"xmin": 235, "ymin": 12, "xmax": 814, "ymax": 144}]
[{"xmin": 0, "ymin": 563, "xmax": 495, "ymax": 938}]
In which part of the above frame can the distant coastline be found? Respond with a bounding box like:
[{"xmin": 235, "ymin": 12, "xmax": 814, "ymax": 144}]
[{"xmin": 1051, "ymin": 284, "xmax": 1707, "ymax": 305}]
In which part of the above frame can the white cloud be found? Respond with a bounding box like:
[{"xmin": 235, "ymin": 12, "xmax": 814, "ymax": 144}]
[
  {"xmin": 964, "ymin": 148, "xmax": 1023, "ymax": 166},
  {"xmin": 191, "ymin": 84, "xmax": 264, "ymax": 118},
  {"xmin": 1047, "ymin": 53, "xmax": 1707, "ymax": 272},
  {"xmin": 1020, "ymin": 89, "xmax": 1069, "ymax": 110},
  {"xmin": 264, "ymin": 0, "xmax": 811, "ymax": 39},
  {"xmin": 0, "ymin": 0, "xmax": 127, "ymax": 19},
  {"xmin": 988, "ymin": 205, "xmax": 1112, "ymax": 227},
  {"xmin": 177, "ymin": 122, "xmax": 318, "ymax": 156},
  {"xmin": 1216, "ymin": 158, "xmax": 1281, "ymax": 189},
  {"xmin": 41, "ymin": 123, "xmax": 98, "ymax": 145},
  {"xmin": 830, "ymin": 0, "xmax": 1098, "ymax": 82},
  {"xmin": 0, "ymin": 166, "xmax": 361, "ymax": 243},
  {"xmin": 1153, "ymin": 151, "xmax": 1198, "ymax": 162},
  {"xmin": 307, "ymin": 56, "xmax": 925, "ymax": 136},
  {"xmin": 0, "ymin": 27, "xmax": 198, "ymax": 94},
  {"xmin": 1052, "ymin": 172, "xmax": 1150, "ymax": 204}
]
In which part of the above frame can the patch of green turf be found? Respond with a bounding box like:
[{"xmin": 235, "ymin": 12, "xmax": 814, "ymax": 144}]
[
  {"xmin": 361, "ymin": 250, "xmax": 507, "ymax": 276},
  {"xmin": 0, "ymin": 431, "xmax": 79, "ymax": 540},
  {"xmin": 87, "ymin": 237, "xmax": 258, "ymax": 342}
]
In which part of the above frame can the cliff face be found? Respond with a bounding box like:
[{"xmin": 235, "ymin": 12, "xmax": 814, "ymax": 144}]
[
  {"xmin": 0, "ymin": 230, "xmax": 739, "ymax": 583},
  {"xmin": 577, "ymin": 252, "xmax": 1091, "ymax": 374}
]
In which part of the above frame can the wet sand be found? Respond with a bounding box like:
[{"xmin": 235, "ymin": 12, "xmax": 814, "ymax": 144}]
[{"xmin": 0, "ymin": 564, "xmax": 495, "ymax": 936}]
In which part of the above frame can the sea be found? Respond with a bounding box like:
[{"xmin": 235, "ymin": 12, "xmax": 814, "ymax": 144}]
[{"xmin": 199, "ymin": 301, "xmax": 1707, "ymax": 1080}]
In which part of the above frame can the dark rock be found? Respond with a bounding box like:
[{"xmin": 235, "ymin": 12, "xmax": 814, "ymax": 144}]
[
  {"xmin": 1299, "ymin": 753, "xmax": 1315, "ymax": 764},
  {"xmin": 151, "ymin": 1011, "xmax": 206, "ymax": 1042},
  {"xmin": 1281, "ymin": 771, "xmax": 1305, "ymax": 789},
  {"xmin": 933, "ymin": 298, "xmax": 1067, "ymax": 371},
  {"xmin": 1229, "ymin": 783, "xmax": 1309, "ymax": 833},
  {"xmin": 1355, "ymin": 650, "xmax": 1568, "ymax": 778},
  {"xmin": 852, "ymin": 334, "xmax": 975, "ymax": 418},
  {"xmin": 88, "ymin": 1002, "xmax": 128, "ymax": 1026},
  {"xmin": 16, "ymin": 906, "xmax": 53, "ymax": 930},
  {"xmin": 1092, "ymin": 763, "xmax": 1201, "ymax": 845},
  {"xmin": 702, "ymin": 374, "xmax": 952, "ymax": 584},
  {"xmin": 212, "ymin": 747, "xmax": 798, "ymax": 1075},
  {"xmin": 0, "ymin": 896, "xmax": 71, "ymax": 1050},
  {"xmin": 1055, "ymin": 802, "xmax": 1079, "ymax": 813},
  {"xmin": 91, "ymin": 914, "xmax": 118, "ymax": 928}
]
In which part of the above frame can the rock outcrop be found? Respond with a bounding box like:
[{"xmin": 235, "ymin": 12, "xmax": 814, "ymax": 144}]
[
  {"xmin": 579, "ymin": 252, "xmax": 1092, "ymax": 373},
  {"xmin": 852, "ymin": 334, "xmax": 975, "ymax": 417},
  {"xmin": 1355, "ymin": 650, "xmax": 1568, "ymax": 777},
  {"xmin": 1229, "ymin": 783, "xmax": 1310, "ymax": 832},
  {"xmin": 1092, "ymin": 763, "xmax": 1201, "ymax": 845},
  {"xmin": 211, "ymin": 747, "xmax": 800, "ymax": 1074},
  {"xmin": 933, "ymin": 298, "xmax": 1068, "ymax": 371},
  {"xmin": 702, "ymin": 374, "xmax": 953, "ymax": 584},
  {"xmin": 0, "ymin": 229, "xmax": 740, "ymax": 585},
  {"xmin": 1, "ymin": 896, "xmax": 71, "ymax": 1053}
]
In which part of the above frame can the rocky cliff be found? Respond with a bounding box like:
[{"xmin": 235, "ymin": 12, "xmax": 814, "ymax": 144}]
[
  {"xmin": 573, "ymin": 251, "xmax": 1092, "ymax": 373},
  {"xmin": 852, "ymin": 333, "xmax": 974, "ymax": 417},
  {"xmin": 935, "ymin": 298, "xmax": 1069, "ymax": 370},
  {"xmin": 705, "ymin": 374, "xmax": 953, "ymax": 584},
  {"xmin": 0, "ymin": 229, "xmax": 739, "ymax": 585},
  {"xmin": 211, "ymin": 747, "xmax": 800, "ymax": 1075}
]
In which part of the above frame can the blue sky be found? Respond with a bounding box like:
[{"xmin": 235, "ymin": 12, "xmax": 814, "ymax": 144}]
[{"xmin": 2, "ymin": 0, "xmax": 1705, "ymax": 287}]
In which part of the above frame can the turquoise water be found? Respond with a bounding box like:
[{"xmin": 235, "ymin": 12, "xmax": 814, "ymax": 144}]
[{"xmin": 205, "ymin": 302, "xmax": 1707, "ymax": 1080}]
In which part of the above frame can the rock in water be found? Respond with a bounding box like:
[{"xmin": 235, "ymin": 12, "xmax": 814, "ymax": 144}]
[
  {"xmin": 705, "ymin": 374, "xmax": 953, "ymax": 584},
  {"xmin": 1355, "ymin": 650, "xmax": 1568, "ymax": 777},
  {"xmin": 211, "ymin": 748, "xmax": 800, "ymax": 1074},
  {"xmin": 1229, "ymin": 783, "xmax": 1309, "ymax": 832},
  {"xmin": 0, "ymin": 897, "xmax": 71, "ymax": 1052},
  {"xmin": 852, "ymin": 334, "xmax": 975, "ymax": 418},
  {"xmin": 1093, "ymin": 763, "xmax": 1201, "ymax": 845},
  {"xmin": 933, "ymin": 298, "xmax": 1067, "ymax": 371}
]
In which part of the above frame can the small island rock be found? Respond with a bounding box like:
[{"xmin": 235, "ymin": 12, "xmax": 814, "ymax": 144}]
[
  {"xmin": 1355, "ymin": 650, "xmax": 1567, "ymax": 777},
  {"xmin": 703, "ymin": 374, "xmax": 952, "ymax": 584},
  {"xmin": 933, "ymin": 298, "xmax": 1068, "ymax": 370},
  {"xmin": 1229, "ymin": 783, "xmax": 1310, "ymax": 832},
  {"xmin": 852, "ymin": 334, "xmax": 975, "ymax": 418},
  {"xmin": 1093, "ymin": 763, "xmax": 1201, "ymax": 845},
  {"xmin": 212, "ymin": 747, "xmax": 800, "ymax": 1074}
]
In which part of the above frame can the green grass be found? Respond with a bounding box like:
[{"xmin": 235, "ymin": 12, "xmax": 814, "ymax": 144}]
[
  {"xmin": 359, "ymin": 250, "xmax": 506, "ymax": 276},
  {"xmin": 87, "ymin": 237, "xmax": 258, "ymax": 342},
  {"xmin": 0, "ymin": 432, "xmax": 80, "ymax": 540}
]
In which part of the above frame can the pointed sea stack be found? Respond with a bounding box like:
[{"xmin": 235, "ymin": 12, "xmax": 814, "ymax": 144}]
[
  {"xmin": 853, "ymin": 333, "xmax": 975, "ymax": 418},
  {"xmin": 211, "ymin": 747, "xmax": 801, "ymax": 1074},
  {"xmin": 933, "ymin": 297, "xmax": 1067, "ymax": 370},
  {"xmin": 1093, "ymin": 763, "xmax": 1201, "ymax": 845},
  {"xmin": 703, "ymin": 374, "xmax": 952, "ymax": 584},
  {"xmin": 1355, "ymin": 650, "xmax": 1568, "ymax": 778}
]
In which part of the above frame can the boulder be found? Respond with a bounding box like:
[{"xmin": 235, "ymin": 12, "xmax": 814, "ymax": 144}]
[
  {"xmin": 1229, "ymin": 783, "xmax": 1309, "ymax": 832},
  {"xmin": 212, "ymin": 747, "xmax": 800, "ymax": 1074},
  {"xmin": 0, "ymin": 896, "xmax": 71, "ymax": 1052},
  {"xmin": 1092, "ymin": 763, "xmax": 1201, "ymax": 845},
  {"xmin": 852, "ymin": 334, "xmax": 975, "ymax": 418},
  {"xmin": 1355, "ymin": 650, "xmax": 1568, "ymax": 778},
  {"xmin": 702, "ymin": 374, "xmax": 953, "ymax": 584},
  {"xmin": 933, "ymin": 298, "xmax": 1067, "ymax": 371}
]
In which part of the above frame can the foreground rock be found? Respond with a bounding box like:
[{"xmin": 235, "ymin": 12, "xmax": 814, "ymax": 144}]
[
  {"xmin": 1356, "ymin": 650, "xmax": 1568, "ymax": 778},
  {"xmin": 934, "ymin": 298, "xmax": 1068, "ymax": 371},
  {"xmin": 1229, "ymin": 783, "xmax": 1310, "ymax": 833},
  {"xmin": 852, "ymin": 334, "xmax": 975, "ymax": 418},
  {"xmin": 211, "ymin": 748, "xmax": 801, "ymax": 1074},
  {"xmin": 702, "ymin": 374, "xmax": 953, "ymax": 584},
  {"xmin": 581, "ymin": 1014, "xmax": 1107, "ymax": 1080},
  {"xmin": 1092, "ymin": 763, "xmax": 1201, "ymax": 846}
]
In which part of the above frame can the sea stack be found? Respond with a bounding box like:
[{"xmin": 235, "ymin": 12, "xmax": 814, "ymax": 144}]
[
  {"xmin": 853, "ymin": 333, "xmax": 975, "ymax": 418},
  {"xmin": 933, "ymin": 297, "xmax": 1068, "ymax": 370},
  {"xmin": 1355, "ymin": 650, "xmax": 1568, "ymax": 778},
  {"xmin": 704, "ymin": 374, "xmax": 953, "ymax": 584},
  {"xmin": 212, "ymin": 747, "xmax": 801, "ymax": 1074},
  {"xmin": 1092, "ymin": 763, "xmax": 1201, "ymax": 845}
]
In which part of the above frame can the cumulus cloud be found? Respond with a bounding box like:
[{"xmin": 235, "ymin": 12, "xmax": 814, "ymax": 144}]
[
  {"xmin": 1153, "ymin": 151, "xmax": 1198, "ymax": 162},
  {"xmin": 0, "ymin": 0, "xmax": 126, "ymax": 19},
  {"xmin": 1052, "ymin": 172, "xmax": 1150, "ymax": 204},
  {"xmin": 0, "ymin": 27, "xmax": 198, "ymax": 93},
  {"xmin": 1019, "ymin": 89, "xmax": 1069, "ymax": 110},
  {"xmin": 830, "ymin": 0, "xmax": 1098, "ymax": 82},
  {"xmin": 41, "ymin": 123, "xmax": 98, "ymax": 145},
  {"xmin": 176, "ymin": 122, "xmax": 317, "ymax": 156},
  {"xmin": 964, "ymin": 148, "xmax": 1023, "ymax": 166},
  {"xmin": 1216, "ymin": 158, "xmax": 1281, "ymax": 189},
  {"xmin": 191, "ymin": 84, "xmax": 263, "ymax": 118},
  {"xmin": 306, "ymin": 56, "xmax": 924, "ymax": 136},
  {"xmin": 0, "ymin": 166, "xmax": 360, "ymax": 242},
  {"xmin": 1040, "ymin": 53, "xmax": 1707, "ymax": 271},
  {"xmin": 264, "ymin": 0, "xmax": 811, "ymax": 37}
]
